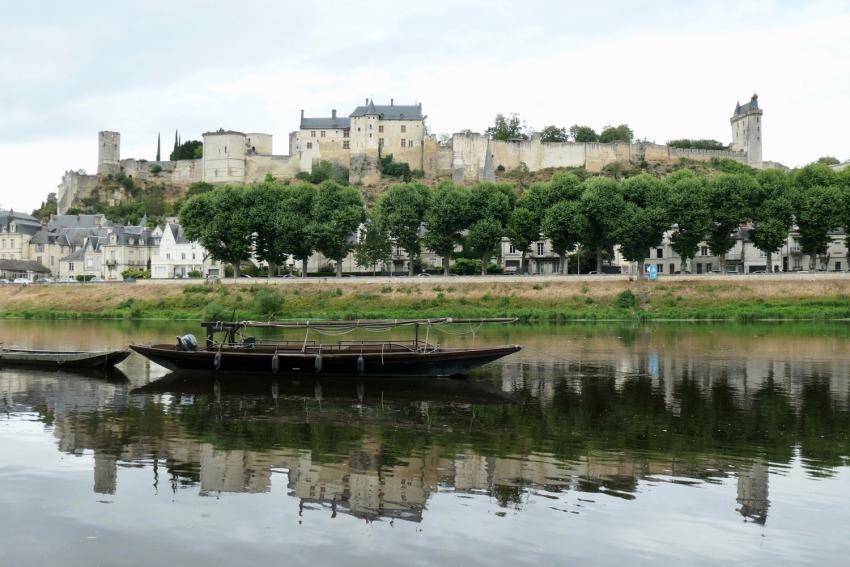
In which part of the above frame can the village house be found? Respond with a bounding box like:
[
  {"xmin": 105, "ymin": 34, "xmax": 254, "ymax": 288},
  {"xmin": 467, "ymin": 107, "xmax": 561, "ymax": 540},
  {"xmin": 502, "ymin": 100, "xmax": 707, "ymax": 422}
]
[{"xmin": 150, "ymin": 222, "xmax": 222, "ymax": 279}]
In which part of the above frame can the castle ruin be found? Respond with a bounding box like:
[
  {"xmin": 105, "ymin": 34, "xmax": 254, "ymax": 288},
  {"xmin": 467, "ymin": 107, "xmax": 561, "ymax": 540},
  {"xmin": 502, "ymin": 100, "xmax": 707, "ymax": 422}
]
[{"xmin": 57, "ymin": 95, "xmax": 765, "ymax": 214}]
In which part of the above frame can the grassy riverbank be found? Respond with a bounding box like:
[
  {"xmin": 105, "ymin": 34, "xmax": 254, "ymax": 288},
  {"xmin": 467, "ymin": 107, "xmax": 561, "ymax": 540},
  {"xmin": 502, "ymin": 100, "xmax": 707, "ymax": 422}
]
[{"xmin": 3, "ymin": 277, "xmax": 850, "ymax": 322}]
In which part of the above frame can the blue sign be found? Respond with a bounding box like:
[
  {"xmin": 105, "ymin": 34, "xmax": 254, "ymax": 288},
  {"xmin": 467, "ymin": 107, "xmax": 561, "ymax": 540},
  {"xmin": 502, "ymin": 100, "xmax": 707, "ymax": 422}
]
[{"xmin": 648, "ymin": 264, "xmax": 658, "ymax": 281}]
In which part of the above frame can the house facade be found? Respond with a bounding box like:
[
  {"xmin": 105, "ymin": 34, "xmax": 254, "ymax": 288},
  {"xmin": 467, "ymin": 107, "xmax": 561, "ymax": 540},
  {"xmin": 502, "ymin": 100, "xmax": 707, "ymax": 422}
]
[{"xmin": 150, "ymin": 222, "xmax": 222, "ymax": 279}]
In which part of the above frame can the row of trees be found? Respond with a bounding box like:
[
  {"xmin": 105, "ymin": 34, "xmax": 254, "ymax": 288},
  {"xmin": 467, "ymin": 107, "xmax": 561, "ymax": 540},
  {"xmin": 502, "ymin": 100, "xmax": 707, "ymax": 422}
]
[
  {"xmin": 179, "ymin": 162, "xmax": 850, "ymax": 278},
  {"xmin": 487, "ymin": 113, "xmax": 635, "ymax": 144}
]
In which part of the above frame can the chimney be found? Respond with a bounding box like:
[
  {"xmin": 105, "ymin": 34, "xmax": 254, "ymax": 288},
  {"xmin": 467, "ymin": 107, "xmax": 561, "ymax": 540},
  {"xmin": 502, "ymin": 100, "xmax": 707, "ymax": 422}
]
[
  {"xmin": 391, "ymin": 98, "xmax": 394, "ymax": 106},
  {"xmin": 365, "ymin": 98, "xmax": 369, "ymax": 104},
  {"xmin": 332, "ymin": 109, "xmax": 337, "ymax": 119},
  {"xmin": 300, "ymin": 109, "xmax": 304, "ymax": 120}
]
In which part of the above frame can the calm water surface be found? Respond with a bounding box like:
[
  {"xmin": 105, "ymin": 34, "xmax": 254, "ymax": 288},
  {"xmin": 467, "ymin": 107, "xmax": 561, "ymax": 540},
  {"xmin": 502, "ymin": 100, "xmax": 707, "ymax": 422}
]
[{"xmin": 1, "ymin": 320, "xmax": 849, "ymax": 566}]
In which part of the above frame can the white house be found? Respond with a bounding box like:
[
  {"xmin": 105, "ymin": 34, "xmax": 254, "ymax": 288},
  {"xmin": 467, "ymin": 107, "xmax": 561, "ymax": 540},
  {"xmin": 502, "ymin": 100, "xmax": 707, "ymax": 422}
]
[{"xmin": 150, "ymin": 222, "xmax": 222, "ymax": 279}]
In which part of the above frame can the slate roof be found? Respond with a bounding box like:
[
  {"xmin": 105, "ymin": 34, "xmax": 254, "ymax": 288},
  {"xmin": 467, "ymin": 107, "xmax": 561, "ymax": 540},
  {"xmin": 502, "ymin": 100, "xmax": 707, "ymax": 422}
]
[
  {"xmin": 0, "ymin": 259, "xmax": 50, "ymax": 273},
  {"xmin": 60, "ymin": 247, "xmax": 86, "ymax": 262},
  {"xmin": 47, "ymin": 214, "xmax": 108, "ymax": 230},
  {"xmin": 0, "ymin": 210, "xmax": 41, "ymax": 235},
  {"xmin": 300, "ymin": 116, "xmax": 352, "ymax": 129},
  {"xmin": 734, "ymin": 94, "xmax": 760, "ymax": 116},
  {"xmin": 350, "ymin": 100, "xmax": 422, "ymax": 120}
]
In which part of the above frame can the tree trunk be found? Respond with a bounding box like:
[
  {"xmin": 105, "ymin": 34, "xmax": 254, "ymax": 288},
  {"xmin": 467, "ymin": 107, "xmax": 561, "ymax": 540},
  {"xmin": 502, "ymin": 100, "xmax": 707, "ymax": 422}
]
[
  {"xmin": 520, "ymin": 251, "xmax": 526, "ymax": 275},
  {"xmin": 268, "ymin": 262, "xmax": 275, "ymax": 279},
  {"xmin": 596, "ymin": 247, "xmax": 603, "ymax": 274},
  {"xmin": 766, "ymin": 251, "xmax": 773, "ymax": 273},
  {"xmin": 719, "ymin": 254, "xmax": 726, "ymax": 274},
  {"xmin": 680, "ymin": 257, "xmax": 687, "ymax": 274},
  {"xmin": 810, "ymin": 254, "xmax": 817, "ymax": 271},
  {"xmin": 336, "ymin": 260, "xmax": 343, "ymax": 278},
  {"xmin": 637, "ymin": 259, "xmax": 645, "ymax": 279},
  {"xmin": 409, "ymin": 253, "xmax": 415, "ymax": 277},
  {"xmin": 233, "ymin": 263, "xmax": 240, "ymax": 281},
  {"xmin": 576, "ymin": 246, "xmax": 581, "ymax": 275},
  {"xmin": 443, "ymin": 255, "xmax": 450, "ymax": 276},
  {"xmin": 301, "ymin": 258, "xmax": 308, "ymax": 278},
  {"xmin": 481, "ymin": 253, "xmax": 489, "ymax": 276},
  {"xmin": 559, "ymin": 252, "xmax": 566, "ymax": 275}
]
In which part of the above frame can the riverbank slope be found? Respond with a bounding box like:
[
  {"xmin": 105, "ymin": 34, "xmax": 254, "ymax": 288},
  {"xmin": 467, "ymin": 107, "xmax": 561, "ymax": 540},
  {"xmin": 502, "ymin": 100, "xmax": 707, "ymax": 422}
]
[{"xmin": 3, "ymin": 275, "xmax": 850, "ymax": 321}]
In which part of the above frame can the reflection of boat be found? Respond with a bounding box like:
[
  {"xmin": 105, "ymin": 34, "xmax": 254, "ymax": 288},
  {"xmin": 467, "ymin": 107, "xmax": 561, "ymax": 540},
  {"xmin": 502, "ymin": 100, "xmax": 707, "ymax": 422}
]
[
  {"xmin": 131, "ymin": 318, "xmax": 522, "ymax": 378},
  {"xmin": 132, "ymin": 372, "xmax": 514, "ymax": 404},
  {"xmin": 0, "ymin": 345, "xmax": 130, "ymax": 369}
]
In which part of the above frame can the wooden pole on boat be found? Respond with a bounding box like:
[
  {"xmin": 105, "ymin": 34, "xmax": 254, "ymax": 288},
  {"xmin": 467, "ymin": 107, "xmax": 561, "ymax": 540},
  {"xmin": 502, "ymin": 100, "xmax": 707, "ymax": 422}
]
[{"xmin": 414, "ymin": 322, "xmax": 420, "ymax": 352}]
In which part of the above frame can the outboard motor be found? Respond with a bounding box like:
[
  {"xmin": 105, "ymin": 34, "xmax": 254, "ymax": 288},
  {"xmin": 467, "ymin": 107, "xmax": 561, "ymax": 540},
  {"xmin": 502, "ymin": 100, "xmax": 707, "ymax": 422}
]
[{"xmin": 177, "ymin": 334, "xmax": 198, "ymax": 352}]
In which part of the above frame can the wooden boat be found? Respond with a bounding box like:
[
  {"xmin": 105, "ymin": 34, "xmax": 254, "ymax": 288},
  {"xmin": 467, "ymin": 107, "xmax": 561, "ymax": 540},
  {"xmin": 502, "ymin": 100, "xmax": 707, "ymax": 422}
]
[
  {"xmin": 0, "ymin": 345, "xmax": 131, "ymax": 369},
  {"xmin": 130, "ymin": 318, "xmax": 522, "ymax": 377}
]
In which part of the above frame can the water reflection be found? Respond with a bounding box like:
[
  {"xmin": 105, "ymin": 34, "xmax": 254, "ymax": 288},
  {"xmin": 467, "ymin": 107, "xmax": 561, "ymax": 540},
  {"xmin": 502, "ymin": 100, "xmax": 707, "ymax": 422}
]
[{"xmin": 3, "ymin": 341, "xmax": 849, "ymax": 528}]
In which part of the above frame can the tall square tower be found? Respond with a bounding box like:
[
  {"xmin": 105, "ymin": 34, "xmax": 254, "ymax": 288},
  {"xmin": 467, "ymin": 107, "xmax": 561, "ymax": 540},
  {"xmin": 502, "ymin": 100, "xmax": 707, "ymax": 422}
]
[{"xmin": 730, "ymin": 94, "xmax": 763, "ymax": 166}]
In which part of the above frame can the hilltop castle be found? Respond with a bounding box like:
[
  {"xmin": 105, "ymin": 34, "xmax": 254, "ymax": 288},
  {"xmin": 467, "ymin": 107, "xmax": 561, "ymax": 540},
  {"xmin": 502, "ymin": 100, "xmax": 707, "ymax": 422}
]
[{"xmin": 57, "ymin": 94, "xmax": 766, "ymax": 214}]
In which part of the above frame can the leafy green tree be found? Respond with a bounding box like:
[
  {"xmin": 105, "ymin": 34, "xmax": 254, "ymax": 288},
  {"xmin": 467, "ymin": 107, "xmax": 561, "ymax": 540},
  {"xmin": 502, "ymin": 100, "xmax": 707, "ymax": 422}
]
[
  {"xmin": 282, "ymin": 183, "xmax": 317, "ymax": 278},
  {"xmin": 464, "ymin": 182, "xmax": 516, "ymax": 275},
  {"xmin": 794, "ymin": 185, "xmax": 844, "ymax": 270},
  {"xmin": 816, "ymin": 156, "xmax": 840, "ymax": 165},
  {"xmin": 247, "ymin": 182, "xmax": 298, "ymax": 278},
  {"xmin": 580, "ymin": 177, "xmax": 625, "ymax": 272},
  {"xmin": 614, "ymin": 203, "xmax": 668, "ymax": 277},
  {"xmin": 376, "ymin": 183, "xmax": 430, "ymax": 276},
  {"xmin": 170, "ymin": 140, "xmax": 203, "ymax": 161},
  {"xmin": 354, "ymin": 215, "xmax": 392, "ymax": 275},
  {"xmin": 668, "ymin": 139, "xmax": 727, "ymax": 150},
  {"xmin": 180, "ymin": 186, "xmax": 253, "ymax": 279},
  {"xmin": 487, "ymin": 114, "xmax": 527, "ymax": 141},
  {"xmin": 569, "ymin": 125, "xmax": 599, "ymax": 143},
  {"xmin": 667, "ymin": 174, "xmax": 711, "ymax": 272},
  {"xmin": 423, "ymin": 182, "xmax": 471, "ymax": 275},
  {"xmin": 539, "ymin": 126, "xmax": 567, "ymax": 143},
  {"xmin": 706, "ymin": 174, "xmax": 757, "ymax": 272},
  {"xmin": 467, "ymin": 218, "xmax": 503, "ymax": 275},
  {"xmin": 507, "ymin": 207, "xmax": 539, "ymax": 274},
  {"xmin": 542, "ymin": 201, "xmax": 585, "ymax": 274},
  {"xmin": 309, "ymin": 182, "xmax": 365, "ymax": 277},
  {"xmin": 751, "ymin": 198, "xmax": 793, "ymax": 272},
  {"xmin": 615, "ymin": 175, "xmax": 669, "ymax": 277},
  {"xmin": 750, "ymin": 169, "xmax": 792, "ymax": 272},
  {"xmin": 548, "ymin": 172, "xmax": 584, "ymax": 201},
  {"xmin": 31, "ymin": 193, "xmax": 58, "ymax": 220},
  {"xmin": 794, "ymin": 163, "xmax": 837, "ymax": 190},
  {"xmin": 598, "ymin": 124, "xmax": 634, "ymax": 144}
]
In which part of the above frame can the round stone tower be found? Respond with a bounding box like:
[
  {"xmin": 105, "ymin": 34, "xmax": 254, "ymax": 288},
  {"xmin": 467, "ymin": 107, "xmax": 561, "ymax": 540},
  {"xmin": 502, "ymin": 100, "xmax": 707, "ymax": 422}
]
[{"xmin": 97, "ymin": 131, "xmax": 121, "ymax": 175}]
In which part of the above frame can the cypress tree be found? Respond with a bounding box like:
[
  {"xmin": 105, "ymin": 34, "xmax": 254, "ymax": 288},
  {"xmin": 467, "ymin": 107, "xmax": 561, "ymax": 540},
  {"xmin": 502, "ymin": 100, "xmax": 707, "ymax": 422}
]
[{"xmin": 156, "ymin": 133, "xmax": 161, "ymax": 162}]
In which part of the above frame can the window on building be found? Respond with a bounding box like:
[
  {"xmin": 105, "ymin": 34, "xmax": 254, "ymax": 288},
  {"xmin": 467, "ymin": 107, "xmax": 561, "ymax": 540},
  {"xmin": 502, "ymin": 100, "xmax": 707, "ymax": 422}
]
[
  {"xmin": 192, "ymin": 253, "xmax": 196, "ymax": 260},
  {"xmin": 110, "ymin": 251, "xmax": 116, "ymax": 260},
  {"xmin": 401, "ymin": 139, "xmax": 406, "ymax": 148},
  {"xmin": 166, "ymin": 253, "xmax": 171, "ymax": 260},
  {"xmin": 37, "ymin": 256, "xmax": 42, "ymax": 264},
  {"xmin": 181, "ymin": 253, "xmax": 186, "ymax": 260},
  {"xmin": 36, "ymin": 244, "xmax": 44, "ymax": 252},
  {"xmin": 836, "ymin": 262, "xmax": 842, "ymax": 272},
  {"xmin": 311, "ymin": 131, "xmax": 316, "ymax": 138},
  {"xmin": 401, "ymin": 125, "xmax": 407, "ymax": 133},
  {"xmin": 670, "ymin": 263, "xmax": 675, "ymax": 274},
  {"xmin": 343, "ymin": 129, "xmax": 350, "ymax": 138},
  {"xmin": 657, "ymin": 263, "xmax": 663, "ymax": 273},
  {"xmin": 306, "ymin": 142, "xmax": 312, "ymax": 149},
  {"xmin": 700, "ymin": 246, "xmax": 709, "ymax": 256},
  {"xmin": 536, "ymin": 242, "xmax": 544, "ymax": 256},
  {"xmin": 50, "ymin": 257, "xmax": 54, "ymax": 266},
  {"xmin": 378, "ymin": 125, "xmax": 384, "ymax": 133},
  {"xmin": 509, "ymin": 244, "xmax": 516, "ymax": 254},
  {"xmin": 379, "ymin": 138, "xmax": 384, "ymax": 147},
  {"xmin": 321, "ymin": 131, "xmax": 326, "ymax": 138},
  {"xmin": 343, "ymin": 141, "xmax": 350, "ymax": 149},
  {"xmin": 69, "ymin": 262, "xmax": 75, "ymax": 271},
  {"xmin": 369, "ymin": 124, "xmax": 372, "ymax": 130},
  {"xmin": 656, "ymin": 247, "xmax": 663, "ymax": 259}
]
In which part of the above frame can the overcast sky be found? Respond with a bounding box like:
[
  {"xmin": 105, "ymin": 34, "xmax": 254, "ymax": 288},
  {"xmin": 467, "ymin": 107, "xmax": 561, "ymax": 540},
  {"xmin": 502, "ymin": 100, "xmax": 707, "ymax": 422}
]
[{"xmin": 1, "ymin": 0, "xmax": 848, "ymax": 213}]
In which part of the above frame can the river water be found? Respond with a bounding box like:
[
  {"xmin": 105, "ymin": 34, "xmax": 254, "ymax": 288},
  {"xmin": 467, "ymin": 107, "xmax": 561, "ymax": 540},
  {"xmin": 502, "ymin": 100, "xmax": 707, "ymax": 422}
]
[{"xmin": 1, "ymin": 320, "xmax": 849, "ymax": 566}]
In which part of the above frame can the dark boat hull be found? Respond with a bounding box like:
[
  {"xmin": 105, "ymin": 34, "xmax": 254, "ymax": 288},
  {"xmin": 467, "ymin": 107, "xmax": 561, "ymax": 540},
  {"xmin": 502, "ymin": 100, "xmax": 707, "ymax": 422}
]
[
  {"xmin": 0, "ymin": 349, "xmax": 131, "ymax": 369},
  {"xmin": 130, "ymin": 343, "xmax": 521, "ymax": 377}
]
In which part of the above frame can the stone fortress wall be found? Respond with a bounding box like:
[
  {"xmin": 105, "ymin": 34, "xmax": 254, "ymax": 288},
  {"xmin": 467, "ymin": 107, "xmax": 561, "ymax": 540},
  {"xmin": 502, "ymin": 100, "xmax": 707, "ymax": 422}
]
[{"xmin": 57, "ymin": 95, "xmax": 765, "ymax": 213}]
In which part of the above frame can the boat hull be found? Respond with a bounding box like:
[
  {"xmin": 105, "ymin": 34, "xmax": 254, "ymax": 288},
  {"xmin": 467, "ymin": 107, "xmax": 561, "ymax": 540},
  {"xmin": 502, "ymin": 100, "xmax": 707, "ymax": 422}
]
[
  {"xmin": 130, "ymin": 343, "xmax": 521, "ymax": 377},
  {"xmin": 0, "ymin": 349, "xmax": 131, "ymax": 369}
]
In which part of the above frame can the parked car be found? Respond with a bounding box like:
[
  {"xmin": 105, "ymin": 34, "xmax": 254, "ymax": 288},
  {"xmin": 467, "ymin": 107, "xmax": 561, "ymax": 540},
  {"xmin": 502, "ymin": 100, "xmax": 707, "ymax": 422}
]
[
  {"xmin": 0, "ymin": 278, "xmax": 10, "ymax": 284},
  {"xmin": 417, "ymin": 272, "xmax": 432, "ymax": 277},
  {"xmin": 12, "ymin": 278, "xmax": 30, "ymax": 285}
]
